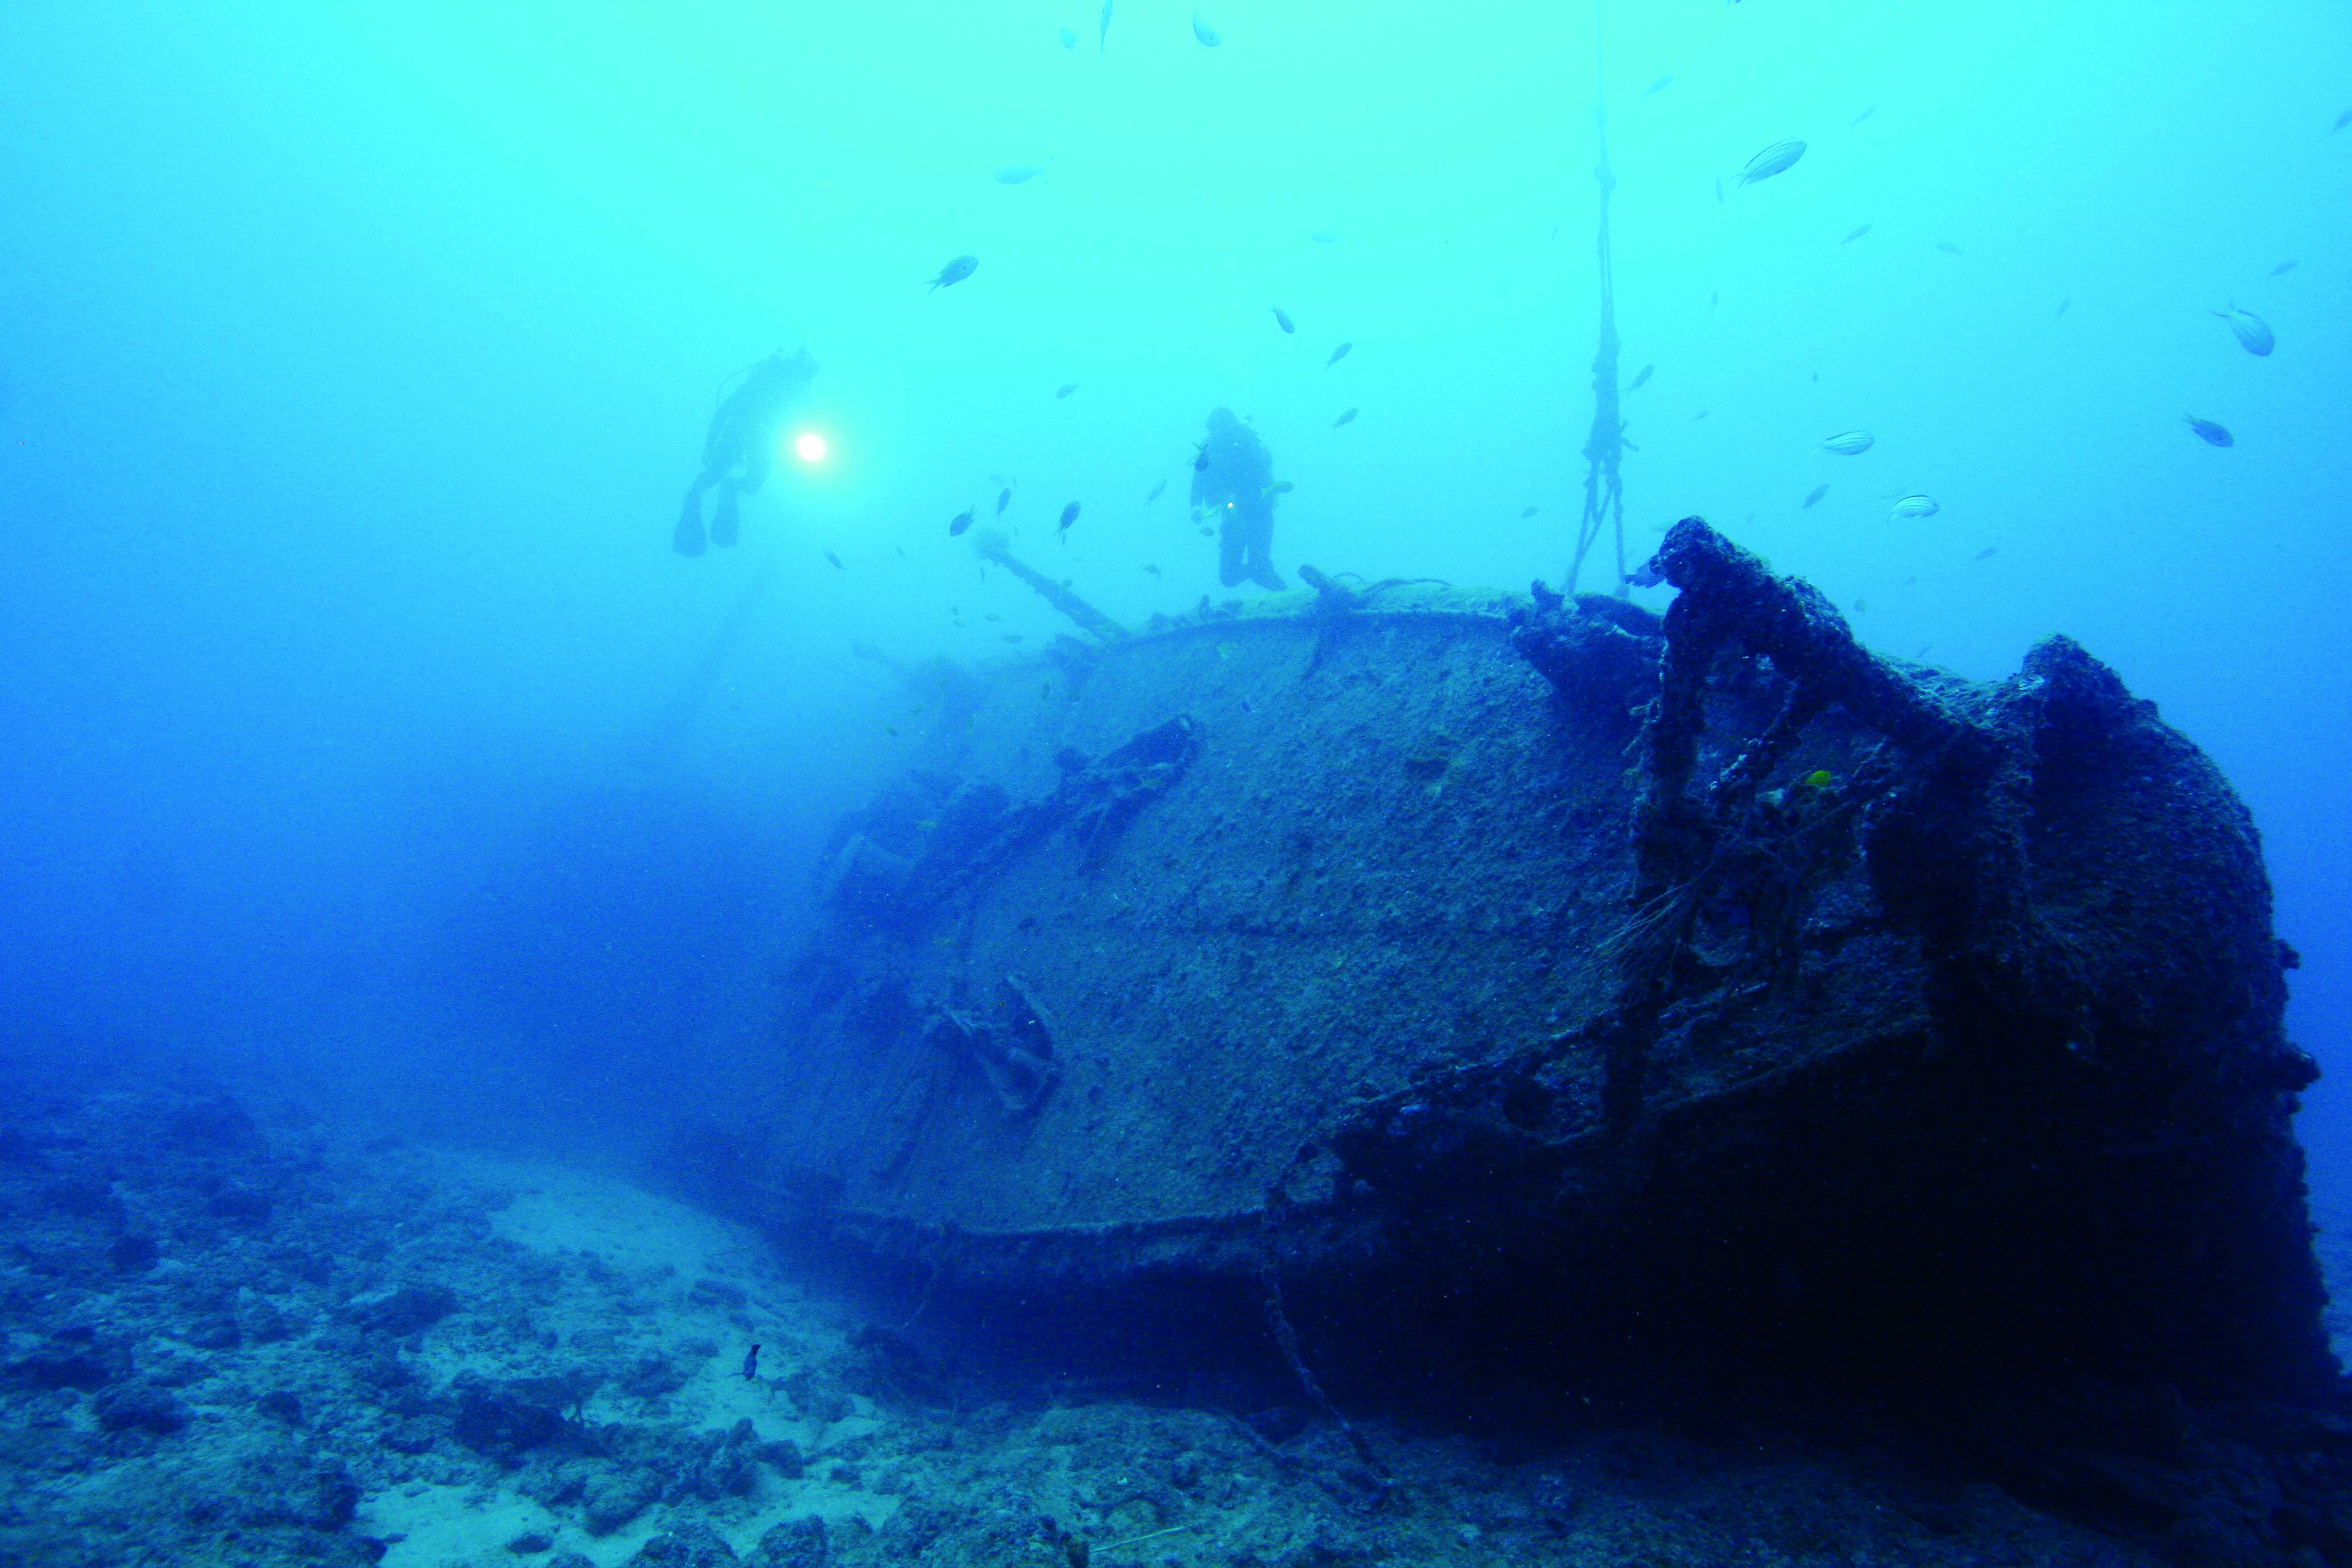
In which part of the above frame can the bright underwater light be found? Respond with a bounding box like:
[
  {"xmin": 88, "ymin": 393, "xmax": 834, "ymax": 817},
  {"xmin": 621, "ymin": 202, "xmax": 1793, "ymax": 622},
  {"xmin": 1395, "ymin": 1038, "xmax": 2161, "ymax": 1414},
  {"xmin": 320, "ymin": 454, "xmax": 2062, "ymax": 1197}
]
[{"xmin": 792, "ymin": 431, "xmax": 828, "ymax": 464}]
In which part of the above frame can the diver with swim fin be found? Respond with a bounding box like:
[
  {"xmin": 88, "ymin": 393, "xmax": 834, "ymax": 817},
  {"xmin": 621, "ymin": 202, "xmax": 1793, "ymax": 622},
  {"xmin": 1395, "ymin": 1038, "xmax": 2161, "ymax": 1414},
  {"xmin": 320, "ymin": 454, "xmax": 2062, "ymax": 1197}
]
[{"xmin": 674, "ymin": 349, "xmax": 816, "ymax": 556}]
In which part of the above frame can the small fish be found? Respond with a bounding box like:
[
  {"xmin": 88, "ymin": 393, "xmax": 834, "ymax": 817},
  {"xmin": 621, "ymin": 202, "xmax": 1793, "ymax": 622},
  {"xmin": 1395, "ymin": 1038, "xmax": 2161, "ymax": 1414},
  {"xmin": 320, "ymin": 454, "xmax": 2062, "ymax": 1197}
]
[
  {"xmin": 2056, "ymin": 298, "xmax": 2070, "ymax": 318},
  {"xmin": 1004, "ymin": 633, "xmax": 1024, "ymax": 643},
  {"xmin": 1042, "ymin": 682, "xmax": 1053, "ymax": 699},
  {"xmin": 2211, "ymin": 306, "xmax": 2274, "ymax": 356},
  {"xmin": 1710, "ymin": 291, "xmax": 1719, "ymax": 311},
  {"xmin": 1801, "ymin": 482, "xmax": 1829, "ymax": 508},
  {"xmin": 1644, "ymin": 75, "xmax": 1672, "ymax": 96},
  {"xmin": 1099, "ymin": 0, "xmax": 1112, "ymax": 53},
  {"xmin": 1738, "ymin": 139, "xmax": 1806, "ymax": 187},
  {"xmin": 1520, "ymin": 506, "xmax": 1539, "ymax": 519},
  {"xmin": 995, "ymin": 164, "xmax": 1047, "ymax": 184},
  {"xmin": 1840, "ymin": 224, "xmax": 1872, "ymax": 245},
  {"xmin": 1191, "ymin": 11, "xmax": 1219, "ymax": 46},
  {"xmin": 1143, "ymin": 564, "xmax": 1161, "ymax": 576},
  {"xmin": 996, "ymin": 487, "xmax": 1012, "ymax": 515},
  {"xmin": 1198, "ymin": 525, "xmax": 1214, "ymax": 537},
  {"xmin": 2334, "ymin": 108, "xmax": 2352, "ymax": 133},
  {"xmin": 1973, "ymin": 546, "xmax": 1998, "ymax": 561},
  {"xmin": 1310, "ymin": 230, "xmax": 1339, "ymax": 244},
  {"xmin": 1055, "ymin": 382, "xmax": 1079, "ymax": 398},
  {"xmin": 1145, "ymin": 478, "xmax": 1167, "ymax": 504},
  {"xmin": 1272, "ymin": 306, "xmax": 1294, "ymax": 333},
  {"xmin": 1889, "ymin": 494, "xmax": 1940, "ymax": 521},
  {"xmin": 742, "ymin": 1346, "xmax": 761, "ymax": 1381},
  {"xmin": 928, "ymin": 254, "xmax": 977, "ymax": 291},
  {"xmin": 1326, "ymin": 341, "xmax": 1351, "ymax": 368},
  {"xmin": 950, "ymin": 507, "xmax": 975, "ymax": 537},
  {"xmin": 1264, "ymin": 480, "xmax": 1294, "ymax": 498},
  {"xmin": 1192, "ymin": 441, "xmax": 1209, "ymax": 472},
  {"xmin": 1934, "ymin": 241, "xmax": 1963, "ymax": 257},
  {"xmin": 1852, "ymin": 105, "xmax": 1877, "ymax": 126},
  {"xmin": 1058, "ymin": 26, "xmax": 1076, "ymax": 48},
  {"xmin": 1333, "ymin": 407, "xmax": 1357, "ymax": 427},
  {"xmin": 1691, "ymin": 409, "xmax": 1710, "ymax": 421},
  {"xmin": 1854, "ymin": 599, "xmax": 1869, "ymax": 614},
  {"xmin": 826, "ymin": 549, "xmax": 845, "ymax": 568},
  {"xmin": 985, "ymin": 613, "xmax": 1001, "ymax": 622},
  {"xmin": 1714, "ymin": 175, "xmax": 1724, "ymax": 204},
  {"xmin": 2271, "ymin": 260, "xmax": 2298, "ymax": 276},
  {"xmin": 1800, "ymin": 770, "xmax": 1834, "ymax": 789},
  {"xmin": 1627, "ymin": 364, "xmax": 1653, "ymax": 391},
  {"xmin": 1058, "ymin": 501, "xmax": 1080, "ymax": 534},
  {"xmin": 1821, "ymin": 430, "xmax": 1875, "ymax": 456},
  {"xmin": 2184, "ymin": 415, "xmax": 2234, "ymax": 448}
]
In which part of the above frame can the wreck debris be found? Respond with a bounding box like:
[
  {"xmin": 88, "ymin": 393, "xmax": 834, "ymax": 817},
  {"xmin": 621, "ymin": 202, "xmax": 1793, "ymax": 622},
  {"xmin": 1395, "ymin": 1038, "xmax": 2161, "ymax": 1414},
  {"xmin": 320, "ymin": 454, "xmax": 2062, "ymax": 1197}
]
[
  {"xmin": 925, "ymin": 974, "xmax": 1062, "ymax": 1117},
  {"xmin": 819, "ymin": 834, "xmax": 917, "ymax": 917},
  {"xmin": 1295, "ymin": 563, "xmax": 1362, "ymax": 614},
  {"xmin": 973, "ymin": 529, "xmax": 1128, "ymax": 645}
]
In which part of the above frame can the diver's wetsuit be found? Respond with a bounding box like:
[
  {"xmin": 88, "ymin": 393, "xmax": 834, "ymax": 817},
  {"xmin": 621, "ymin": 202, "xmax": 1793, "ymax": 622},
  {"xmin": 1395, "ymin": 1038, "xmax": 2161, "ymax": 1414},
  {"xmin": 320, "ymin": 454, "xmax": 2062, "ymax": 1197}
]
[
  {"xmin": 1191, "ymin": 407, "xmax": 1285, "ymax": 591},
  {"xmin": 675, "ymin": 350, "xmax": 816, "ymax": 556}
]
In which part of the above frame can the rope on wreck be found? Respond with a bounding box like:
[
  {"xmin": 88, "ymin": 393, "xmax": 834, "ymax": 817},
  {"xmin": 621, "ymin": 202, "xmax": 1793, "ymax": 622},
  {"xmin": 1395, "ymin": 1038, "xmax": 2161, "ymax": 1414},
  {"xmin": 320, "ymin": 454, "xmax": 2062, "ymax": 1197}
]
[{"xmin": 1257, "ymin": 1177, "xmax": 1388, "ymax": 1480}]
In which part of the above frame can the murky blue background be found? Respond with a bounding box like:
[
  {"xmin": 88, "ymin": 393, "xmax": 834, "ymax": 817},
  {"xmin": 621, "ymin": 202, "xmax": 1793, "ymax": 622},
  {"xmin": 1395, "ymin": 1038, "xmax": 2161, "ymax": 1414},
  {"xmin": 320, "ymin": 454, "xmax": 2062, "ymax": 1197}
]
[{"xmin": 3, "ymin": 4, "xmax": 2346, "ymax": 1192}]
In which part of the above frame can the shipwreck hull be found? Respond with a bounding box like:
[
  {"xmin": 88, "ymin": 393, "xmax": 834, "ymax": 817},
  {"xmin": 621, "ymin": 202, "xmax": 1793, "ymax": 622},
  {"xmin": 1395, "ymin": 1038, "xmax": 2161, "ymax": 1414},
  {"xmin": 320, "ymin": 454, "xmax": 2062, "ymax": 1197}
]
[{"xmin": 708, "ymin": 522, "xmax": 2328, "ymax": 1405}]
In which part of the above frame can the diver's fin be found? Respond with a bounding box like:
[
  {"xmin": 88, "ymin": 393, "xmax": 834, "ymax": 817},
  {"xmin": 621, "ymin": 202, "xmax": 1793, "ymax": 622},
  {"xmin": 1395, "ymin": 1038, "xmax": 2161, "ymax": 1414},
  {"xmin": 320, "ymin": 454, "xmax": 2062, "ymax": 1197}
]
[
  {"xmin": 711, "ymin": 486, "xmax": 741, "ymax": 548},
  {"xmin": 673, "ymin": 493, "xmax": 708, "ymax": 557}
]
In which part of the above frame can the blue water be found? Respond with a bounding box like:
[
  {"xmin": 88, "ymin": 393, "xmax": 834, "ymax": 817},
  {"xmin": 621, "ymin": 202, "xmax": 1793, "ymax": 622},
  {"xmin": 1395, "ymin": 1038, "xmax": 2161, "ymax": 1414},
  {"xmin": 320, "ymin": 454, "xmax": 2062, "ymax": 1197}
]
[{"xmin": 2, "ymin": 2, "xmax": 2347, "ymax": 1190}]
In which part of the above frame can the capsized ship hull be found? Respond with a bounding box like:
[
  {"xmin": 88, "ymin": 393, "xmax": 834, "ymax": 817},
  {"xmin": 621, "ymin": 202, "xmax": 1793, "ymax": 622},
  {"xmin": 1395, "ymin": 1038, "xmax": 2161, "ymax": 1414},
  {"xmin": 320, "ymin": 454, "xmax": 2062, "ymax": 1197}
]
[{"xmin": 694, "ymin": 521, "xmax": 2329, "ymax": 1406}]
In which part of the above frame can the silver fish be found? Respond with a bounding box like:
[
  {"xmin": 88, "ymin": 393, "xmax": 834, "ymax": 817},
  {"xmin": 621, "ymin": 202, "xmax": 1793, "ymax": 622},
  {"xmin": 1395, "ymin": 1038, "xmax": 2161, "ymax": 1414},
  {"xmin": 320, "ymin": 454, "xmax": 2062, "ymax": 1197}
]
[
  {"xmin": 1334, "ymin": 407, "xmax": 1357, "ymax": 427},
  {"xmin": 1058, "ymin": 501, "xmax": 1082, "ymax": 533},
  {"xmin": 1191, "ymin": 11, "xmax": 1220, "ymax": 46},
  {"xmin": 1309, "ymin": 230, "xmax": 1339, "ymax": 244},
  {"xmin": 1645, "ymin": 76, "xmax": 1672, "ymax": 96},
  {"xmin": 1627, "ymin": 364, "xmax": 1653, "ymax": 391},
  {"xmin": 1058, "ymin": 26, "xmax": 1076, "ymax": 48},
  {"xmin": 1821, "ymin": 430, "xmax": 1875, "ymax": 456},
  {"xmin": 1326, "ymin": 341, "xmax": 1351, "ymax": 368},
  {"xmin": 1802, "ymin": 483, "xmax": 1829, "ymax": 509},
  {"xmin": 1145, "ymin": 478, "xmax": 1167, "ymax": 504},
  {"xmin": 995, "ymin": 164, "xmax": 1047, "ymax": 184},
  {"xmin": 1888, "ymin": 494, "xmax": 1940, "ymax": 521},
  {"xmin": 996, "ymin": 488, "xmax": 1012, "ymax": 515},
  {"xmin": 2212, "ymin": 306, "xmax": 2274, "ymax": 356},
  {"xmin": 2334, "ymin": 108, "xmax": 2352, "ymax": 133},
  {"xmin": 1738, "ymin": 139, "xmax": 1806, "ymax": 186},
  {"xmin": 1934, "ymin": 241, "xmax": 1963, "ymax": 256},
  {"xmin": 949, "ymin": 508, "xmax": 975, "ymax": 537},
  {"xmin": 2271, "ymin": 259, "xmax": 2299, "ymax": 276},
  {"xmin": 1852, "ymin": 105, "xmax": 1877, "ymax": 126},
  {"xmin": 928, "ymin": 254, "xmax": 977, "ymax": 291},
  {"xmin": 2184, "ymin": 415, "xmax": 2234, "ymax": 448},
  {"xmin": 1841, "ymin": 224, "xmax": 1872, "ymax": 245},
  {"xmin": 1099, "ymin": 0, "xmax": 1112, "ymax": 53},
  {"xmin": 1272, "ymin": 306, "xmax": 1294, "ymax": 333},
  {"xmin": 1055, "ymin": 382, "xmax": 1079, "ymax": 398}
]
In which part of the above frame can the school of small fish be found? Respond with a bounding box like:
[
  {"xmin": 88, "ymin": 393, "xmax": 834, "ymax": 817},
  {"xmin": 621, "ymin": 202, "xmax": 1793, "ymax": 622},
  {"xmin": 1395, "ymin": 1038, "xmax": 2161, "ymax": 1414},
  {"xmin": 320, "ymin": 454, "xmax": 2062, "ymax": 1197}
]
[{"xmin": 886, "ymin": 11, "xmax": 2309, "ymax": 657}]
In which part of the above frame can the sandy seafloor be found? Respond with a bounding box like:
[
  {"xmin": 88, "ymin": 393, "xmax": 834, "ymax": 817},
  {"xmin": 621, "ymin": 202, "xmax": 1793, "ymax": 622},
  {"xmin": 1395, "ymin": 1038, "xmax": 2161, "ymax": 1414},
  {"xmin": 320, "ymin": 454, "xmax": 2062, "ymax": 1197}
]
[{"xmin": 2, "ymin": 1059, "xmax": 2339, "ymax": 1568}]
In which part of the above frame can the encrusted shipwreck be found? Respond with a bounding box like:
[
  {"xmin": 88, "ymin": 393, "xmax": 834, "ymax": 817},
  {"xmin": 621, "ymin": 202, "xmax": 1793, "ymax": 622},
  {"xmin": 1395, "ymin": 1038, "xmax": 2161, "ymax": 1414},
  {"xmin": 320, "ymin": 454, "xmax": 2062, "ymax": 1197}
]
[{"xmin": 686, "ymin": 519, "xmax": 2333, "ymax": 1480}]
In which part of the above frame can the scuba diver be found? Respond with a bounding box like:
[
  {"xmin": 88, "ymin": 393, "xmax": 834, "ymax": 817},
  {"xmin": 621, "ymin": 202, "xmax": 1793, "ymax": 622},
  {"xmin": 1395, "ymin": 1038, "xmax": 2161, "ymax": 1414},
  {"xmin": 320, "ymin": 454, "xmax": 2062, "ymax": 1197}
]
[
  {"xmin": 674, "ymin": 349, "xmax": 817, "ymax": 556},
  {"xmin": 1190, "ymin": 407, "xmax": 1285, "ymax": 591}
]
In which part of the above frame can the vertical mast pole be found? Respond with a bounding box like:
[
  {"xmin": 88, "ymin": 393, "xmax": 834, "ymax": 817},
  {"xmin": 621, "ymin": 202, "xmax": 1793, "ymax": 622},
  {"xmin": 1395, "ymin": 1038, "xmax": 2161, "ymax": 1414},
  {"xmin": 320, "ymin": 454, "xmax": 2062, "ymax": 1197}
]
[{"xmin": 1568, "ymin": 5, "xmax": 1628, "ymax": 597}]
